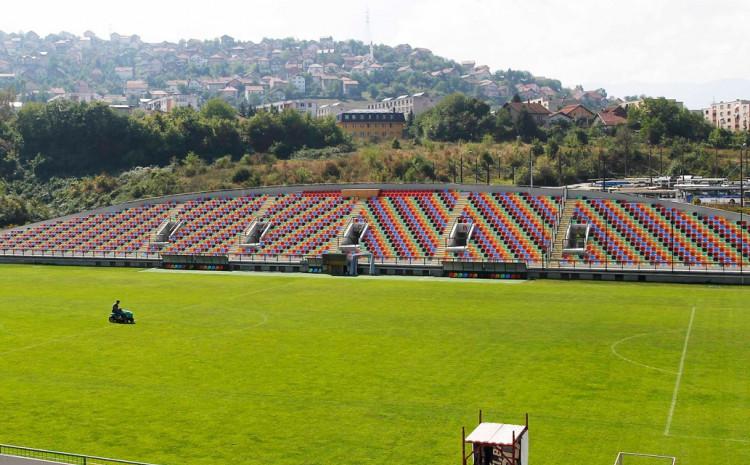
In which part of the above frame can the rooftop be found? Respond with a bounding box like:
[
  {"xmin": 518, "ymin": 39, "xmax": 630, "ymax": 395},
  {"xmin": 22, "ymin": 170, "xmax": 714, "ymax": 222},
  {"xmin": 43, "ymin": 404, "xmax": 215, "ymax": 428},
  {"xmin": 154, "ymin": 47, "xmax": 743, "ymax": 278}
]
[{"xmin": 465, "ymin": 423, "xmax": 527, "ymax": 446}]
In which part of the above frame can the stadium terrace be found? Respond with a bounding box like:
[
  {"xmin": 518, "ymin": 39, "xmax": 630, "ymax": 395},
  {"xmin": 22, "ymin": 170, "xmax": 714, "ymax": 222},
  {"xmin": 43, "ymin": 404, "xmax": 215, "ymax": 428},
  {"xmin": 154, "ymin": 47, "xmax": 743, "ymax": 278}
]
[{"xmin": 0, "ymin": 184, "xmax": 748, "ymax": 284}]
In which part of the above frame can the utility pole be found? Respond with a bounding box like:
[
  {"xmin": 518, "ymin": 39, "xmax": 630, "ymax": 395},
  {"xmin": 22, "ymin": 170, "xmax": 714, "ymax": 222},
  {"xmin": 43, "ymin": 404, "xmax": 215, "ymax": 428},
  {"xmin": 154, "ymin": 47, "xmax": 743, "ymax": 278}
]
[
  {"xmin": 659, "ymin": 145, "xmax": 663, "ymax": 178},
  {"xmin": 529, "ymin": 147, "xmax": 534, "ymax": 188},
  {"xmin": 648, "ymin": 143, "xmax": 653, "ymax": 186},
  {"xmin": 742, "ymin": 143, "xmax": 746, "ymax": 282}
]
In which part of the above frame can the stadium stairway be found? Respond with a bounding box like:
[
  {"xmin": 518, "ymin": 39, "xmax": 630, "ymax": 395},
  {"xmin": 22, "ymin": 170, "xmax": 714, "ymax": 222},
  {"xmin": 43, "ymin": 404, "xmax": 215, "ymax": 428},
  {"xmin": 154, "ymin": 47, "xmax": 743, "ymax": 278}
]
[
  {"xmin": 435, "ymin": 191, "xmax": 469, "ymax": 259},
  {"xmin": 338, "ymin": 199, "xmax": 368, "ymax": 250},
  {"xmin": 229, "ymin": 195, "xmax": 275, "ymax": 255},
  {"xmin": 143, "ymin": 202, "xmax": 186, "ymax": 252},
  {"xmin": 549, "ymin": 199, "xmax": 576, "ymax": 263}
]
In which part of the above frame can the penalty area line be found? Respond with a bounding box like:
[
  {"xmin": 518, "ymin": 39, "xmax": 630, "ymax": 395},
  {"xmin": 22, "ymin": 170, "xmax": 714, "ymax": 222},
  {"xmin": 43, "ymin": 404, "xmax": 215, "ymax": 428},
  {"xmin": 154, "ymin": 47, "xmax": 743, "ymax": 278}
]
[{"xmin": 664, "ymin": 306, "xmax": 696, "ymax": 436}]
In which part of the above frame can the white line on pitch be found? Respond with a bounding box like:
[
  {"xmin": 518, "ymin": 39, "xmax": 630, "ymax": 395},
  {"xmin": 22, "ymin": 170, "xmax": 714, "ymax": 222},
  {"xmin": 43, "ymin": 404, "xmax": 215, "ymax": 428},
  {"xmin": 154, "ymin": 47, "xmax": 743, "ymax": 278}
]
[
  {"xmin": 664, "ymin": 306, "xmax": 696, "ymax": 436},
  {"xmin": 667, "ymin": 432, "xmax": 750, "ymax": 444},
  {"xmin": 610, "ymin": 331, "xmax": 681, "ymax": 375}
]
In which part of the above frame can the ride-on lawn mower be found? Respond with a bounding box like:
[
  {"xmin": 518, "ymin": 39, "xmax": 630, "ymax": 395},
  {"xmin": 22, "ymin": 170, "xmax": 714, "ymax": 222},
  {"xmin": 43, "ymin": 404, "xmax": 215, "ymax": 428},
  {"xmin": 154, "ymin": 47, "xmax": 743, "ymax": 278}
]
[{"xmin": 109, "ymin": 309, "xmax": 135, "ymax": 324}]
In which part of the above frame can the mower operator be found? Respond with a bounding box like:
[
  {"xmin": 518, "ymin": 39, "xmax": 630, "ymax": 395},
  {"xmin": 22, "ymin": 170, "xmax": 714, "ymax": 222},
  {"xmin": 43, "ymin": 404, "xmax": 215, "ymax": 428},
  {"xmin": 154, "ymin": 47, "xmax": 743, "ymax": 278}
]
[{"xmin": 112, "ymin": 300, "xmax": 123, "ymax": 315}]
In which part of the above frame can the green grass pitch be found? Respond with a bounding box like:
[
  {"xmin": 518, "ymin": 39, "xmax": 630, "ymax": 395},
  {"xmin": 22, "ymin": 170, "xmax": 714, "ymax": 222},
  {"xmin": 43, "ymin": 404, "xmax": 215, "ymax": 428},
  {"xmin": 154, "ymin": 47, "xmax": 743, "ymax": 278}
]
[{"xmin": 0, "ymin": 265, "xmax": 748, "ymax": 465}]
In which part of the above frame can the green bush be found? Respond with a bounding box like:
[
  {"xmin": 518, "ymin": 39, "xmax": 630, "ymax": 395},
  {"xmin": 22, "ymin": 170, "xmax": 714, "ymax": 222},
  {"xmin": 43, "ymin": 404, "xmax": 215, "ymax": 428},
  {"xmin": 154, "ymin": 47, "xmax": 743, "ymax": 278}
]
[{"xmin": 232, "ymin": 167, "xmax": 252, "ymax": 183}]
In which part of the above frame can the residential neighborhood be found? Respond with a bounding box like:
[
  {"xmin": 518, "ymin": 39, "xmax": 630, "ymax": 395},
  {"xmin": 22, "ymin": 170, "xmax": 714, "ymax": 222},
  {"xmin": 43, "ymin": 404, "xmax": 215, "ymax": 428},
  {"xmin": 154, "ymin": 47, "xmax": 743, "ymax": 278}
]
[{"xmin": 0, "ymin": 30, "xmax": 621, "ymax": 119}]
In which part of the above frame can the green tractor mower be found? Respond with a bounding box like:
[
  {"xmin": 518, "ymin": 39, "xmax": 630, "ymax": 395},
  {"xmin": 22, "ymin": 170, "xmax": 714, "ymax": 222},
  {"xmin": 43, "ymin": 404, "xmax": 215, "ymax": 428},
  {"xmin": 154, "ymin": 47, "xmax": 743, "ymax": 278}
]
[{"xmin": 109, "ymin": 309, "xmax": 135, "ymax": 324}]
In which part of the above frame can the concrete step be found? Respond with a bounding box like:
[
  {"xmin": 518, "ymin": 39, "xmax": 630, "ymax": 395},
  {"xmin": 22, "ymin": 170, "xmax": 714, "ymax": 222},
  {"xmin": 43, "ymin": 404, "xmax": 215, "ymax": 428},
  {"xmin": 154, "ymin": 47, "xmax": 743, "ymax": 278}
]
[
  {"xmin": 549, "ymin": 200, "xmax": 577, "ymax": 262},
  {"xmin": 435, "ymin": 192, "xmax": 470, "ymax": 260},
  {"xmin": 141, "ymin": 203, "xmax": 186, "ymax": 252},
  {"xmin": 337, "ymin": 199, "xmax": 368, "ymax": 252},
  {"xmin": 230, "ymin": 195, "xmax": 276, "ymax": 255}
]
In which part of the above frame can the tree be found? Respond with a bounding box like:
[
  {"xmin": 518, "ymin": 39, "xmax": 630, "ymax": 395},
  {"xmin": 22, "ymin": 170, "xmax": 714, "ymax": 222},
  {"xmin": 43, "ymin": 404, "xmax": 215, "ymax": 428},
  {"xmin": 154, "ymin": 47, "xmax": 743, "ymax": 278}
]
[
  {"xmin": 417, "ymin": 94, "xmax": 494, "ymax": 142},
  {"xmin": 708, "ymin": 127, "xmax": 732, "ymax": 149},
  {"xmin": 493, "ymin": 108, "xmax": 515, "ymax": 142},
  {"xmin": 515, "ymin": 108, "xmax": 541, "ymax": 143},
  {"xmin": 0, "ymin": 88, "xmax": 15, "ymax": 122},
  {"xmin": 628, "ymin": 98, "xmax": 711, "ymax": 143},
  {"xmin": 201, "ymin": 98, "xmax": 237, "ymax": 120},
  {"xmin": 613, "ymin": 126, "xmax": 636, "ymax": 176}
]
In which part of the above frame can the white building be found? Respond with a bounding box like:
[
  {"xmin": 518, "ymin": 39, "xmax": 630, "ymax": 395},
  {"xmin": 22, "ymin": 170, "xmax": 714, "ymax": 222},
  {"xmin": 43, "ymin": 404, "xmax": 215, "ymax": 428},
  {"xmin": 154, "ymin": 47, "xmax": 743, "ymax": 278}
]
[
  {"xmin": 142, "ymin": 94, "xmax": 200, "ymax": 113},
  {"xmin": 703, "ymin": 100, "xmax": 750, "ymax": 132},
  {"xmin": 366, "ymin": 92, "xmax": 439, "ymax": 116},
  {"xmin": 291, "ymin": 75, "xmax": 306, "ymax": 94},
  {"xmin": 257, "ymin": 99, "xmax": 319, "ymax": 117}
]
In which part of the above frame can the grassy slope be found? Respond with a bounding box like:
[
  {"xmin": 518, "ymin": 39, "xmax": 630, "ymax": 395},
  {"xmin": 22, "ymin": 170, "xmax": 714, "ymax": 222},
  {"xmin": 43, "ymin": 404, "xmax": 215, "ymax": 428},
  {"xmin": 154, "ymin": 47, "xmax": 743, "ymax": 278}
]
[{"xmin": 0, "ymin": 265, "xmax": 748, "ymax": 465}]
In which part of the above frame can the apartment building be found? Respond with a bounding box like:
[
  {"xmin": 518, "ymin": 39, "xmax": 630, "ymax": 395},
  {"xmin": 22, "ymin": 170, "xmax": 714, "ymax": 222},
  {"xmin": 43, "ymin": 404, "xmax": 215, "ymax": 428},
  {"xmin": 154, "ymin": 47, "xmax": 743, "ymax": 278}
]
[
  {"xmin": 703, "ymin": 100, "xmax": 750, "ymax": 132},
  {"xmin": 366, "ymin": 92, "xmax": 439, "ymax": 116},
  {"xmin": 256, "ymin": 99, "xmax": 319, "ymax": 117}
]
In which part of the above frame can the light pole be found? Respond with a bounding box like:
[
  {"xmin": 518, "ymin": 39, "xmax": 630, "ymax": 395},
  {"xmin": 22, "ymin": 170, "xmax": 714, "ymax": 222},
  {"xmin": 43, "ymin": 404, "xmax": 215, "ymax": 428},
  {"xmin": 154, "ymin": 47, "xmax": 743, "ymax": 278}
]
[
  {"xmin": 671, "ymin": 210, "xmax": 675, "ymax": 273},
  {"xmin": 460, "ymin": 154, "xmax": 464, "ymax": 184},
  {"xmin": 529, "ymin": 147, "xmax": 534, "ymax": 188},
  {"xmin": 742, "ymin": 143, "xmax": 746, "ymax": 280},
  {"xmin": 648, "ymin": 143, "xmax": 653, "ymax": 186}
]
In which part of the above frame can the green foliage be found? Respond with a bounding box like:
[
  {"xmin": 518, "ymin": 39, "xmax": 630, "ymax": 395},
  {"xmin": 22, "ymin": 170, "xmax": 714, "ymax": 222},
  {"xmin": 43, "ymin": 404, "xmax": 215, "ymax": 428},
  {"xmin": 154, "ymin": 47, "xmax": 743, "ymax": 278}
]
[
  {"xmin": 200, "ymin": 98, "xmax": 237, "ymax": 120},
  {"xmin": 417, "ymin": 94, "xmax": 494, "ymax": 142},
  {"xmin": 0, "ymin": 194, "xmax": 34, "ymax": 227},
  {"xmin": 531, "ymin": 139, "xmax": 545, "ymax": 156},
  {"xmin": 231, "ymin": 167, "xmax": 252, "ymax": 183},
  {"xmin": 16, "ymin": 101, "xmax": 139, "ymax": 178},
  {"xmin": 493, "ymin": 108, "xmax": 515, "ymax": 142},
  {"xmin": 708, "ymin": 127, "xmax": 734, "ymax": 149},
  {"xmin": 628, "ymin": 97, "xmax": 711, "ymax": 144},
  {"xmin": 514, "ymin": 108, "xmax": 543, "ymax": 143},
  {"xmin": 242, "ymin": 110, "xmax": 346, "ymax": 158}
]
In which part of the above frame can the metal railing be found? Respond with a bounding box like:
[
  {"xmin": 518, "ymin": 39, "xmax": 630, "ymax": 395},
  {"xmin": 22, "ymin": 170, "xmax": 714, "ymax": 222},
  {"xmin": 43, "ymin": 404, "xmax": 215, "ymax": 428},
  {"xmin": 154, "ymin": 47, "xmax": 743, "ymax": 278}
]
[
  {"xmin": 1, "ymin": 247, "xmax": 749, "ymax": 277},
  {"xmin": 541, "ymin": 258, "xmax": 750, "ymax": 274},
  {"xmin": 231, "ymin": 253, "xmax": 445, "ymax": 267},
  {"xmin": 0, "ymin": 249, "xmax": 160, "ymax": 260},
  {"xmin": 0, "ymin": 444, "xmax": 162, "ymax": 465}
]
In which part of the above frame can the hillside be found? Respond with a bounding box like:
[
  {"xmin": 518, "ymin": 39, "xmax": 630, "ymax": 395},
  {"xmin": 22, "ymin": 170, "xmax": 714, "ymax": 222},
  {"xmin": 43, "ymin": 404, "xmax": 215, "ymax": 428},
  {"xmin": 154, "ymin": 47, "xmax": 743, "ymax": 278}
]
[
  {"xmin": 0, "ymin": 31, "xmax": 612, "ymax": 108},
  {"xmin": 2, "ymin": 136, "xmax": 745, "ymax": 229}
]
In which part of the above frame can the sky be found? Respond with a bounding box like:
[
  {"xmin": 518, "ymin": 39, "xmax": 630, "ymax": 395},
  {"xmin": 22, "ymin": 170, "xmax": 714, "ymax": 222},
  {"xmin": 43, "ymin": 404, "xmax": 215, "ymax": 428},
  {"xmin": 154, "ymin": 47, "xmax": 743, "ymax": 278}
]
[{"xmin": 2, "ymin": 0, "xmax": 748, "ymax": 107}]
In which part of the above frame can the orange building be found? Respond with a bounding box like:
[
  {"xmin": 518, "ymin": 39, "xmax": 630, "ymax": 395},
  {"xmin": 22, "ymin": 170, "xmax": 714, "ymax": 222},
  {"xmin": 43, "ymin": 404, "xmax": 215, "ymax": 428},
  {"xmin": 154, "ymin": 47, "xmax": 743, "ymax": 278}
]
[{"xmin": 336, "ymin": 110, "xmax": 406, "ymax": 140}]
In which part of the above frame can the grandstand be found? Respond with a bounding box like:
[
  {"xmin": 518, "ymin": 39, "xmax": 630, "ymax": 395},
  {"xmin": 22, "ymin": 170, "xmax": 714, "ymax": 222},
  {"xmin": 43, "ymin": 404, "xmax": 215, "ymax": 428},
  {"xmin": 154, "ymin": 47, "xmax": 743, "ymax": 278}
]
[{"xmin": 0, "ymin": 184, "xmax": 747, "ymax": 283}]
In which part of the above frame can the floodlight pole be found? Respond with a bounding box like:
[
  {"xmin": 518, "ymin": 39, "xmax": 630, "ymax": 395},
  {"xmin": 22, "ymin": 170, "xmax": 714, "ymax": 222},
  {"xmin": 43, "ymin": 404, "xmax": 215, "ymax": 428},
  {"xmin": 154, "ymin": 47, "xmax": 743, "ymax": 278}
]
[
  {"xmin": 741, "ymin": 143, "xmax": 745, "ymax": 282},
  {"xmin": 671, "ymin": 209, "xmax": 675, "ymax": 273},
  {"xmin": 659, "ymin": 145, "xmax": 664, "ymax": 177},
  {"xmin": 648, "ymin": 143, "xmax": 653, "ymax": 186},
  {"xmin": 529, "ymin": 148, "xmax": 534, "ymax": 188}
]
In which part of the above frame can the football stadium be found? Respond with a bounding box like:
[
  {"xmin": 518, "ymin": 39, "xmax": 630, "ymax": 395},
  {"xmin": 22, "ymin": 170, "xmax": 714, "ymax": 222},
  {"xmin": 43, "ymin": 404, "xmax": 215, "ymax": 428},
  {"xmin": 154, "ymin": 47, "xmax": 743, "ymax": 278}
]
[{"xmin": 0, "ymin": 184, "xmax": 748, "ymax": 465}]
